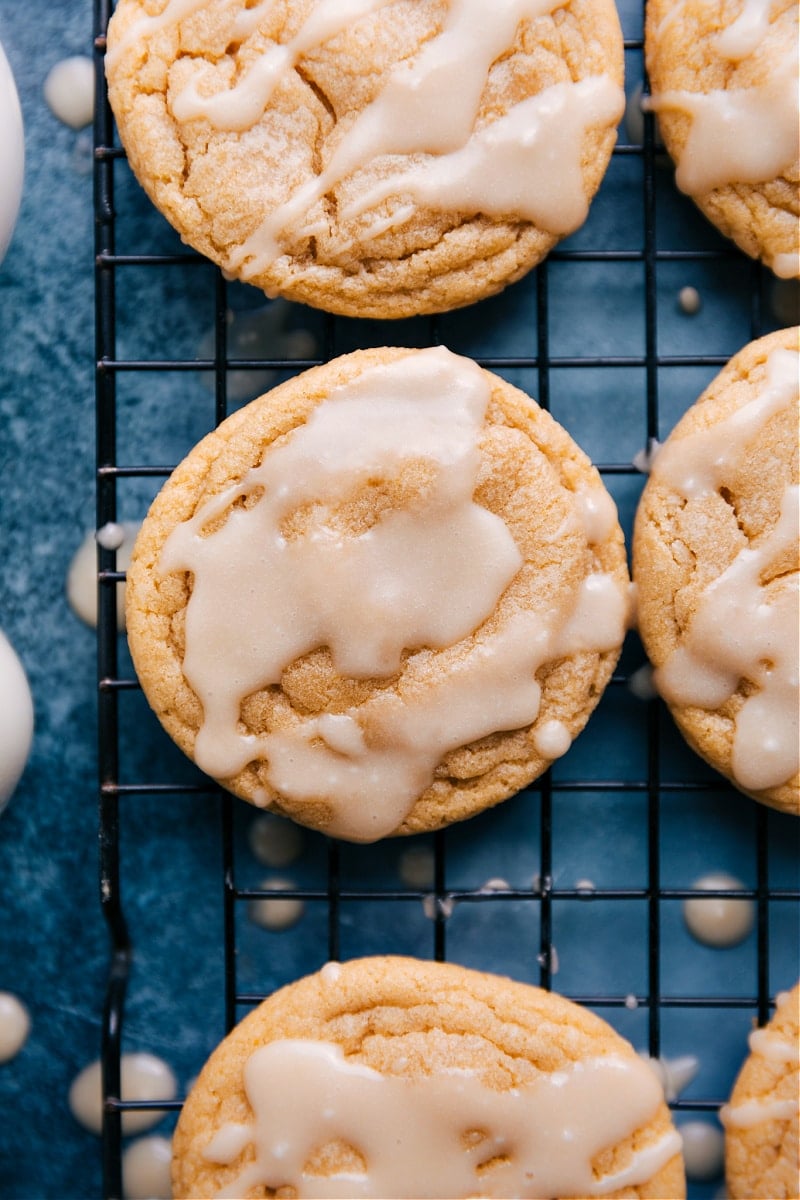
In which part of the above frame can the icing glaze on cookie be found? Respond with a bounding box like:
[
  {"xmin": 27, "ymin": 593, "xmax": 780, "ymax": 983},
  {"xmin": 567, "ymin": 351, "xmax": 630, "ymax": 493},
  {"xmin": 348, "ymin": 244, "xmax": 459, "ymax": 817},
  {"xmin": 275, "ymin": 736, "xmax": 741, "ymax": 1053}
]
[
  {"xmin": 109, "ymin": 0, "xmax": 624, "ymax": 272},
  {"xmin": 202, "ymin": 1038, "xmax": 682, "ymax": 1199},
  {"xmin": 652, "ymin": 347, "xmax": 799, "ymax": 794},
  {"xmin": 160, "ymin": 347, "xmax": 628, "ymax": 841},
  {"xmin": 645, "ymin": 0, "xmax": 798, "ymax": 210}
]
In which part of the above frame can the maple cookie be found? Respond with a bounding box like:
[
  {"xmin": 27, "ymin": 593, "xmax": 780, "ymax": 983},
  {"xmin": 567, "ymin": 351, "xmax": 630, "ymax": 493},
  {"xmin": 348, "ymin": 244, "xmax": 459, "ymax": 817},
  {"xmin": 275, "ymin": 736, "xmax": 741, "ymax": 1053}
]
[
  {"xmin": 126, "ymin": 345, "xmax": 630, "ymax": 843},
  {"xmin": 171, "ymin": 955, "xmax": 686, "ymax": 1199},
  {"xmin": 104, "ymin": 0, "xmax": 625, "ymax": 319},
  {"xmin": 633, "ymin": 328, "xmax": 799, "ymax": 815},
  {"xmin": 645, "ymin": 0, "xmax": 799, "ymax": 278},
  {"xmin": 722, "ymin": 983, "xmax": 800, "ymax": 1200}
]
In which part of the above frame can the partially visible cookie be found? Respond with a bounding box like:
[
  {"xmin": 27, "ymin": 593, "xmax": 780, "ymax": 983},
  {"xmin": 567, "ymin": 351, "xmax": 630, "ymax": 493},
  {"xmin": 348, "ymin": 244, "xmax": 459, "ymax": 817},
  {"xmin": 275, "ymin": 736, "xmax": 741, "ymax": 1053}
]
[
  {"xmin": 171, "ymin": 956, "xmax": 686, "ymax": 1199},
  {"xmin": 645, "ymin": 0, "xmax": 799, "ymax": 278},
  {"xmin": 722, "ymin": 983, "xmax": 800, "ymax": 1200},
  {"xmin": 126, "ymin": 345, "xmax": 630, "ymax": 842},
  {"xmin": 105, "ymin": 0, "xmax": 624, "ymax": 318},
  {"xmin": 633, "ymin": 327, "xmax": 800, "ymax": 815}
]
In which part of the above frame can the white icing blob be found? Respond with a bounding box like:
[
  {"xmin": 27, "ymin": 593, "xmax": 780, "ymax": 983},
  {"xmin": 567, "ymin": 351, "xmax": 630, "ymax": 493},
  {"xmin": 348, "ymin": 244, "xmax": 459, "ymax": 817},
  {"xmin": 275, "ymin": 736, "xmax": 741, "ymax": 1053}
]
[
  {"xmin": 532, "ymin": 717, "xmax": 572, "ymax": 759},
  {"xmin": 43, "ymin": 56, "xmax": 95, "ymax": 129},
  {"xmin": 319, "ymin": 961, "xmax": 342, "ymax": 985},
  {"xmin": 678, "ymin": 285, "xmax": 702, "ymax": 314},
  {"xmin": 624, "ymin": 994, "xmax": 639, "ymax": 1010},
  {"xmin": 122, "ymin": 1136, "xmax": 173, "ymax": 1200},
  {"xmin": 422, "ymin": 894, "xmax": 455, "ymax": 920},
  {"xmin": 0, "ymin": 631, "xmax": 34, "ymax": 815},
  {"xmin": 0, "ymin": 992, "xmax": 31, "ymax": 1062},
  {"xmin": 247, "ymin": 812, "xmax": 305, "ymax": 868},
  {"xmin": 0, "ymin": 41, "xmax": 24, "ymax": 265},
  {"xmin": 575, "ymin": 878, "xmax": 596, "ymax": 895},
  {"xmin": 397, "ymin": 845, "xmax": 435, "ymax": 889},
  {"xmin": 632, "ymin": 438, "xmax": 662, "ymax": 474},
  {"xmin": 198, "ymin": 302, "xmax": 317, "ymax": 404},
  {"xmin": 67, "ymin": 521, "xmax": 140, "ymax": 631},
  {"xmin": 628, "ymin": 662, "xmax": 658, "ymax": 701},
  {"xmin": 640, "ymin": 1053, "xmax": 700, "ymax": 1102},
  {"xmin": 248, "ymin": 878, "xmax": 305, "ymax": 931},
  {"xmin": 682, "ymin": 872, "xmax": 754, "ymax": 947},
  {"xmin": 678, "ymin": 1120, "xmax": 725, "ymax": 1181},
  {"xmin": 69, "ymin": 1053, "xmax": 177, "ymax": 1136}
]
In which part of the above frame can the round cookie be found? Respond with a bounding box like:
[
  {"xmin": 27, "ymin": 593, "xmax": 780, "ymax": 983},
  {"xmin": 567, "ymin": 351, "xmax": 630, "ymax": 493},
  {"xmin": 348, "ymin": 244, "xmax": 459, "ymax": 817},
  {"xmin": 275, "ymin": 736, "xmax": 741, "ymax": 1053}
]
[
  {"xmin": 104, "ymin": 0, "xmax": 624, "ymax": 319},
  {"xmin": 172, "ymin": 956, "xmax": 686, "ymax": 1199},
  {"xmin": 633, "ymin": 328, "xmax": 799, "ymax": 815},
  {"xmin": 126, "ymin": 345, "xmax": 630, "ymax": 842},
  {"xmin": 645, "ymin": 0, "xmax": 799, "ymax": 279},
  {"xmin": 722, "ymin": 983, "xmax": 800, "ymax": 1199}
]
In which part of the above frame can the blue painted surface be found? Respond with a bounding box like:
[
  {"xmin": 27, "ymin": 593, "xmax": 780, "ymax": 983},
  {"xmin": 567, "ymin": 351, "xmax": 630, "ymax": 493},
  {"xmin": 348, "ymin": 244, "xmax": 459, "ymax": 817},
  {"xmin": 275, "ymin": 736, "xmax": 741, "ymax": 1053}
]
[{"xmin": 0, "ymin": 2, "xmax": 797, "ymax": 1199}]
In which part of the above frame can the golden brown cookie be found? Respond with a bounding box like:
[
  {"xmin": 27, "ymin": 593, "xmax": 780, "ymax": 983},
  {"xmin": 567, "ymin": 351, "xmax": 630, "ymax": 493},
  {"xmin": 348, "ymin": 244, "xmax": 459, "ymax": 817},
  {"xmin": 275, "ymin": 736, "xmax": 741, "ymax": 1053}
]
[
  {"xmin": 722, "ymin": 983, "xmax": 800, "ymax": 1200},
  {"xmin": 105, "ymin": 0, "xmax": 624, "ymax": 319},
  {"xmin": 126, "ymin": 346, "xmax": 630, "ymax": 842},
  {"xmin": 633, "ymin": 328, "xmax": 799, "ymax": 815},
  {"xmin": 645, "ymin": 0, "xmax": 799, "ymax": 278},
  {"xmin": 171, "ymin": 955, "xmax": 686, "ymax": 1199}
]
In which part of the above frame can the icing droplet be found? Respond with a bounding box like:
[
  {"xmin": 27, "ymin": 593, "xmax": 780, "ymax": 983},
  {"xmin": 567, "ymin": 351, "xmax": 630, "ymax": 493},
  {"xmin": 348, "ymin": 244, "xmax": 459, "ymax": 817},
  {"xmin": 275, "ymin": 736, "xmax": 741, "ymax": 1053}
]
[
  {"xmin": 628, "ymin": 663, "xmax": 657, "ymax": 701},
  {"xmin": 398, "ymin": 845, "xmax": 435, "ymax": 889},
  {"xmin": 640, "ymin": 1054, "xmax": 700, "ymax": 1102},
  {"xmin": 43, "ymin": 56, "xmax": 94, "ymax": 129},
  {"xmin": 320, "ymin": 961, "xmax": 342, "ymax": 985},
  {"xmin": 632, "ymin": 438, "xmax": 662, "ymax": 474},
  {"xmin": 247, "ymin": 813, "xmax": 305, "ymax": 868},
  {"xmin": 248, "ymin": 878, "xmax": 305, "ymax": 931},
  {"xmin": 68, "ymin": 1053, "xmax": 177, "ymax": 1136},
  {"xmin": 679, "ymin": 1121, "xmax": 725, "ymax": 1181},
  {"xmin": 67, "ymin": 521, "xmax": 140, "ymax": 632},
  {"xmin": 678, "ymin": 285, "xmax": 701, "ymax": 314},
  {"xmin": 0, "ymin": 992, "xmax": 30, "ymax": 1062},
  {"xmin": 122, "ymin": 1136, "xmax": 173, "ymax": 1200},
  {"xmin": 0, "ymin": 631, "xmax": 34, "ymax": 814},
  {"xmin": 532, "ymin": 718, "xmax": 572, "ymax": 759},
  {"xmin": 682, "ymin": 872, "xmax": 754, "ymax": 947}
]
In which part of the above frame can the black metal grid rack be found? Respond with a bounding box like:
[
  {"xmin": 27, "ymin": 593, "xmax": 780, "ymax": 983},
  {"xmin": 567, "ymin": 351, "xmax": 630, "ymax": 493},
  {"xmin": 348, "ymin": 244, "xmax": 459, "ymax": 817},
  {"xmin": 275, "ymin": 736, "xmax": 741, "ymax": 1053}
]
[{"xmin": 93, "ymin": 3, "xmax": 799, "ymax": 1198}]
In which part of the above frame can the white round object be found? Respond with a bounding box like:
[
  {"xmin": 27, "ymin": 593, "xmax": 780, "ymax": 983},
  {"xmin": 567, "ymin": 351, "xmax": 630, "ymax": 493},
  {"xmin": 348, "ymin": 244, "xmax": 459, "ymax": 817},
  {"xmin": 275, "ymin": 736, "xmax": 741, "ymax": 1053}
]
[
  {"xmin": 66, "ymin": 521, "xmax": 140, "ymax": 631},
  {"xmin": 248, "ymin": 878, "xmax": 305, "ymax": 931},
  {"xmin": 679, "ymin": 1120, "xmax": 725, "ymax": 1181},
  {"xmin": 69, "ymin": 1052, "xmax": 177, "ymax": 1136},
  {"xmin": 122, "ymin": 1136, "xmax": 173, "ymax": 1200},
  {"xmin": 0, "ymin": 992, "xmax": 31, "ymax": 1062},
  {"xmin": 678, "ymin": 285, "xmax": 702, "ymax": 314},
  {"xmin": 0, "ymin": 41, "xmax": 24, "ymax": 265},
  {"xmin": 683, "ymin": 872, "xmax": 754, "ymax": 948},
  {"xmin": 0, "ymin": 630, "xmax": 34, "ymax": 815},
  {"xmin": 43, "ymin": 56, "xmax": 95, "ymax": 129},
  {"xmin": 247, "ymin": 812, "xmax": 304, "ymax": 868},
  {"xmin": 398, "ymin": 845, "xmax": 435, "ymax": 889}
]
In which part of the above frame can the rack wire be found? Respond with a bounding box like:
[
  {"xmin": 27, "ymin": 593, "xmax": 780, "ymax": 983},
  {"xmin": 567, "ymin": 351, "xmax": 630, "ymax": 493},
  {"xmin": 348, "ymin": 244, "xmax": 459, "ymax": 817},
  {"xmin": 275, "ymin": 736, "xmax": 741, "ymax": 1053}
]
[{"xmin": 93, "ymin": 3, "xmax": 798, "ymax": 1198}]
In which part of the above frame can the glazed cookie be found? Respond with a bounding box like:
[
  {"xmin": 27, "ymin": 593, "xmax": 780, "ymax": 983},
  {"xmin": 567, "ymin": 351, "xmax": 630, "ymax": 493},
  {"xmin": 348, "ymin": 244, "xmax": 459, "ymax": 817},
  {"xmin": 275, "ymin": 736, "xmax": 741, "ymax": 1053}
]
[
  {"xmin": 645, "ymin": 0, "xmax": 799, "ymax": 278},
  {"xmin": 633, "ymin": 327, "xmax": 799, "ymax": 814},
  {"xmin": 104, "ymin": 0, "xmax": 625, "ymax": 319},
  {"xmin": 171, "ymin": 956, "xmax": 686, "ymax": 1199},
  {"xmin": 126, "ymin": 346, "xmax": 630, "ymax": 842},
  {"xmin": 722, "ymin": 983, "xmax": 800, "ymax": 1199}
]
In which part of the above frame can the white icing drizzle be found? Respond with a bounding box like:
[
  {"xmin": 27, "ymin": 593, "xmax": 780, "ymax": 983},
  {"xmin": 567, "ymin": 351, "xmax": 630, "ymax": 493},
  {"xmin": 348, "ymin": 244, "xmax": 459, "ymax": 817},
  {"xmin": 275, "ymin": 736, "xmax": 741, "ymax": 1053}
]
[
  {"xmin": 716, "ymin": 0, "xmax": 775, "ymax": 60},
  {"xmin": 160, "ymin": 347, "xmax": 627, "ymax": 841},
  {"xmin": 202, "ymin": 1038, "xmax": 681, "ymax": 1199},
  {"xmin": 719, "ymin": 1097, "xmax": 798, "ymax": 1128},
  {"xmin": 748, "ymin": 1027, "xmax": 799, "ymax": 1062},
  {"xmin": 575, "ymin": 482, "xmax": 619, "ymax": 544},
  {"xmin": 111, "ymin": 0, "xmax": 623, "ymax": 271},
  {"xmin": 652, "ymin": 346, "xmax": 800, "ymax": 793},
  {"xmin": 172, "ymin": 0, "xmax": 393, "ymax": 130},
  {"xmin": 657, "ymin": 485, "xmax": 799, "ymax": 791},
  {"xmin": 646, "ymin": 0, "xmax": 798, "ymax": 196}
]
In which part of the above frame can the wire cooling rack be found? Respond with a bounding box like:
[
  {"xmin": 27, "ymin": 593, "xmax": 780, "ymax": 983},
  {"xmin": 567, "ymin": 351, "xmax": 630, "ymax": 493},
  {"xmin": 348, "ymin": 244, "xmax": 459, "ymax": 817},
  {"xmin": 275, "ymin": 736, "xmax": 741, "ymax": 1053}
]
[{"xmin": 93, "ymin": 3, "xmax": 799, "ymax": 1198}]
